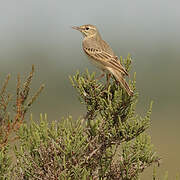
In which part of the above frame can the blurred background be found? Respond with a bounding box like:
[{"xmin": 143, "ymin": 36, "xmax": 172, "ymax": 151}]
[{"xmin": 0, "ymin": 0, "xmax": 179, "ymax": 179}]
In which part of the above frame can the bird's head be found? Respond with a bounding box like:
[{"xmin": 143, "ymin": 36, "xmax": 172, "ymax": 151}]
[{"xmin": 72, "ymin": 24, "xmax": 98, "ymax": 37}]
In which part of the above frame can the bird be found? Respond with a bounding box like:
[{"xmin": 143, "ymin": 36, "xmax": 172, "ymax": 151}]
[{"xmin": 72, "ymin": 24, "xmax": 133, "ymax": 96}]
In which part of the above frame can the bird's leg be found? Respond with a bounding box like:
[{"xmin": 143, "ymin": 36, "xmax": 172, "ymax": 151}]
[
  {"xmin": 106, "ymin": 73, "xmax": 111, "ymax": 88},
  {"xmin": 95, "ymin": 73, "xmax": 105, "ymax": 89},
  {"xmin": 96, "ymin": 73, "xmax": 105, "ymax": 80}
]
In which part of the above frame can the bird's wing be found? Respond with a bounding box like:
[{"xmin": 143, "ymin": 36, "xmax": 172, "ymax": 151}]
[{"xmin": 83, "ymin": 47, "xmax": 128, "ymax": 76}]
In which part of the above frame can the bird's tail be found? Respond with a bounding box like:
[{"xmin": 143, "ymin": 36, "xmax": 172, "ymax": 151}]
[{"xmin": 107, "ymin": 67, "xmax": 133, "ymax": 96}]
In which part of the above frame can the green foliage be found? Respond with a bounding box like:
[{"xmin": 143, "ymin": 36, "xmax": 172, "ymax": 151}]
[
  {"xmin": 70, "ymin": 68, "xmax": 152, "ymax": 143},
  {"xmin": 13, "ymin": 116, "xmax": 159, "ymax": 180},
  {"xmin": 14, "ymin": 115, "xmax": 92, "ymax": 179},
  {"xmin": 12, "ymin": 56, "xmax": 160, "ymax": 179},
  {"xmin": 68, "ymin": 55, "xmax": 159, "ymax": 179},
  {"xmin": 0, "ymin": 146, "xmax": 11, "ymax": 179},
  {"xmin": 119, "ymin": 134, "xmax": 159, "ymax": 179},
  {"xmin": 0, "ymin": 56, "xmax": 163, "ymax": 179}
]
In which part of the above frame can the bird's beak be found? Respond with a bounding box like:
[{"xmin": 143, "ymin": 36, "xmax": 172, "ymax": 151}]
[{"xmin": 72, "ymin": 26, "xmax": 82, "ymax": 31}]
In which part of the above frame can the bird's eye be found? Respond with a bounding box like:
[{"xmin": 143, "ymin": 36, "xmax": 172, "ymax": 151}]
[{"xmin": 85, "ymin": 27, "xmax": 89, "ymax": 30}]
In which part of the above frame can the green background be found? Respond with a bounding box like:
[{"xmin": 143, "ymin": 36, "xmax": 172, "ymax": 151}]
[{"xmin": 0, "ymin": 0, "xmax": 179, "ymax": 179}]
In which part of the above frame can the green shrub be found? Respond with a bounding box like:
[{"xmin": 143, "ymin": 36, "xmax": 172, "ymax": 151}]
[{"xmin": 13, "ymin": 56, "xmax": 160, "ymax": 179}]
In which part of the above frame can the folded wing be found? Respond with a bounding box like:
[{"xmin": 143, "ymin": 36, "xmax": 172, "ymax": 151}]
[{"xmin": 83, "ymin": 47, "xmax": 129, "ymax": 76}]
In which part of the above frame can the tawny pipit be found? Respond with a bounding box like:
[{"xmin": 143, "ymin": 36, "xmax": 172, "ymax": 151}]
[{"xmin": 72, "ymin": 24, "xmax": 133, "ymax": 96}]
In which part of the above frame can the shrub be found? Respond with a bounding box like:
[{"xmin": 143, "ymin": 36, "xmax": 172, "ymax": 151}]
[
  {"xmin": 13, "ymin": 56, "xmax": 160, "ymax": 179},
  {"xmin": 0, "ymin": 65, "xmax": 44, "ymax": 179}
]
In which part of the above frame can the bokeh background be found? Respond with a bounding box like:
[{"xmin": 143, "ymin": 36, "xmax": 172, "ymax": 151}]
[{"xmin": 0, "ymin": 0, "xmax": 179, "ymax": 179}]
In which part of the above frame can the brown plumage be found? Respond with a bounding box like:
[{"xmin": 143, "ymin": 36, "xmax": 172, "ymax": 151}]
[{"xmin": 72, "ymin": 24, "xmax": 133, "ymax": 96}]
